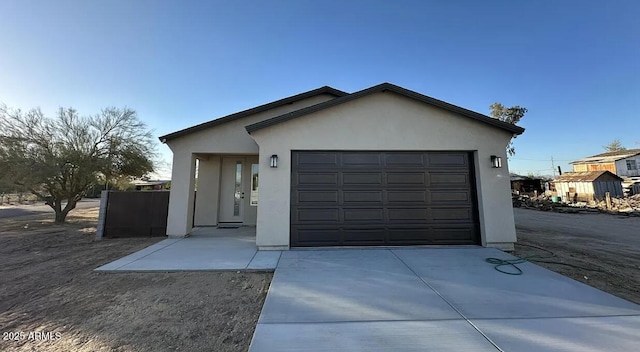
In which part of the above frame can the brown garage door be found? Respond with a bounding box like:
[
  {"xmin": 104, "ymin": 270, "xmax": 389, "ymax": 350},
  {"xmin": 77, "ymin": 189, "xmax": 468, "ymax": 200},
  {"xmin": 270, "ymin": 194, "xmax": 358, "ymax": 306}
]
[{"xmin": 291, "ymin": 151, "xmax": 480, "ymax": 247}]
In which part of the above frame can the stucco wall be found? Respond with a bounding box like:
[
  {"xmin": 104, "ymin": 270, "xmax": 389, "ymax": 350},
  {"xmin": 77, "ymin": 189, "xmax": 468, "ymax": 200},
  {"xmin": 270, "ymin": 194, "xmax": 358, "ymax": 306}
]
[
  {"xmin": 194, "ymin": 155, "xmax": 221, "ymax": 226},
  {"xmin": 164, "ymin": 93, "xmax": 338, "ymax": 236},
  {"xmin": 166, "ymin": 152, "xmax": 196, "ymax": 237},
  {"xmin": 165, "ymin": 93, "xmax": 338, "ymax": 155},
  {"xmin": 250, "ymin": 91, "xmax": 517, "ymax": 250}
]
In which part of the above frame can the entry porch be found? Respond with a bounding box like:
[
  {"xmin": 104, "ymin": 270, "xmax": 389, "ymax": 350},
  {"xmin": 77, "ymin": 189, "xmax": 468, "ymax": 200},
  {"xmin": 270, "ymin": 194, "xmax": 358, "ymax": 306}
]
[
  {"xmin": 95, "ymin": 226, "xmax": 281, "ymax": 271},
  {"xmin": 166, "ymin": 152, "xmax": 261, "ymax": 237}
]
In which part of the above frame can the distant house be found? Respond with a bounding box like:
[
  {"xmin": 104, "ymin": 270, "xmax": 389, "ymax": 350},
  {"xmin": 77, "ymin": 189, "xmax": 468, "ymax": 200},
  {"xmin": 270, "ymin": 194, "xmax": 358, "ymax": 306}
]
[
  {"xmin": 130, "ymin": 179, "xmax": 171, "ymax": 191},
  {"xmin": 510, "ymin": 173, "xmax": 545, "ymax": 195},
  {"xmin": 554, "ymin": 171, "xmax": 623, "ymax": 202},
  {"xmin": 570, "ymin": 149, "xmax": 640, "ymax": 177}
]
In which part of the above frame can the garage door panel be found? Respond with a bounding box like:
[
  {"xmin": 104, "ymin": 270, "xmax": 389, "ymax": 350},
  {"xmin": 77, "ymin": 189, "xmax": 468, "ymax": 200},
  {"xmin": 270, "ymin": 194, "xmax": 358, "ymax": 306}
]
[
  {"xmin": 296, "ymin": 191, "xmax": 339, "ymax": 204},
  {"xmin": 429, "ymin": 173, "xmax": 468, "ymax": 186},
  {"xmin": 342, "ymin": 153, "xmax": 382, "ymax": 166},
  {"xmin": 387, "ymin": 190, "xmax": 427, "ymax": 203},
  {"xmin": 295, "ymin": 208, "xmax": 340, "ymax": 222},
  {"xmin": 428, "ymin": 153, "xmax": 469, "ymax": 167},
  {"xmin": 293, "ymin": 227, "xmax": 341, "ymax": 246},
  {"xmin": 388, "ymin": 208, "xmax": 429, "ymax": 221},
  {"xmin": 343, "ymin": 208, "xmax": 384, "ymax": 222},
  {"xmin": 296, "ymin": 172, "xmax": 338, "ymax": 186},
  {"xmin": 386, "ymin": 228, "xmax": 434, "ymax": 243},
  {"xmin": 343, "ymin": 172, "xmax": 382, "ymax": 185},
  {"xmin": 343, "ymin": 190, "xmax": 383, "ymax": 203},
  {"xmin": 431, "ymin": 207, "xmax": 473, "ymax": 221},
  {"xmin": 431, "ymin": 190, "xmax": 470, "ymax": 202},
  {"xmin": 387, "ymin": 172, "xmax": 426, "ymax": 185},
  {"xmin": 384, "ymin": 153, "xmax": 427, "ymax": 167},
  {"xmin": 296, "ymin": 152, "xmax": 339, "ymax": 167},
  {"xmin": 291, "ymin": 151, "xmax": 479, "ymax": 246},
  {"xmin": 430, "ymin": 227, "xmax": 478, "ymax": 243},
  {"xmin": 343, "ymin": 228, "xmax": 387, "ymax": 244}
]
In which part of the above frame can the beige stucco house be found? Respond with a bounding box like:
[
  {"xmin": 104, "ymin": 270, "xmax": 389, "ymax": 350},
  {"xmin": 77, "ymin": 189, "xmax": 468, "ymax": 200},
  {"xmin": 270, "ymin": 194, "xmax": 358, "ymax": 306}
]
[{"xmin": 159, "ymin": 83, "xmax": 525, "ymax": 250}]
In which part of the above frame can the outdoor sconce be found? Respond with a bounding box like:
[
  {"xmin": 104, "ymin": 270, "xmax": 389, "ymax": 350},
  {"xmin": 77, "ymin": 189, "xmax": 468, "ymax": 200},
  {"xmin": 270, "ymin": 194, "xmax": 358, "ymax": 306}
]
[
  {"xmin": 270, "ymin": 154, "xmax": 278, "ymax": 168},
  {"xmin": 491, "ymin": 155, "xmax": 502, "ymax": 168}
]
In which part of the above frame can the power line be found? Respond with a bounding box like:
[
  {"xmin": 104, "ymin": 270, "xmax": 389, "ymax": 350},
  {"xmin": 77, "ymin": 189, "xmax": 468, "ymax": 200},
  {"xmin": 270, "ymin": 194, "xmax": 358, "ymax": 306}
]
[
  {"xmin": 510, "ymin": 157, "xmax": 574, "ymax": 162},
  {"xmin": 511, "ymin": 169, "xmax": 555, "ymax": 172}
]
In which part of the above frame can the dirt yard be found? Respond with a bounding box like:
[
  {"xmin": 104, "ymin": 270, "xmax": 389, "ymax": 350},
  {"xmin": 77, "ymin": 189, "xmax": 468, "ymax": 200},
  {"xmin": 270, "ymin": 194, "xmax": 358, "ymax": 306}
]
[
  {"xmin": 3, "ymin": 205, "xmax": 638, "ymax": 351},
  {"xmin": 0, "ymin": 208, "xmax": 272, "ymax": 352},
  {"xmin": 513, "ymin": 208, "xmax": 640, "ymax": 304}
]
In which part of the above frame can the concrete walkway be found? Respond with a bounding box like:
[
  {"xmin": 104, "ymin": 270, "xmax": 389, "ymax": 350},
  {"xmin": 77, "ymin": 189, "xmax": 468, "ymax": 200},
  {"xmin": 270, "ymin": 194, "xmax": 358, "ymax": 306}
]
[
  {"xmin": 95, "ymin": 227, "xmax": 280, "ymax": 271},
  {"xmin": 249, "ymin": 247, "xmax": 640, "ymax": 351}
]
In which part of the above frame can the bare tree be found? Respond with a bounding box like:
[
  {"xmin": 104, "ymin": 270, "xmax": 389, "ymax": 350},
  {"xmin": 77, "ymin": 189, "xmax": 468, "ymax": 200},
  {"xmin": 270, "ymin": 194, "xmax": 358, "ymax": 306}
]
[{"xmin": 0, "ymin": 105, "xmax": 156, "ymax": 223}]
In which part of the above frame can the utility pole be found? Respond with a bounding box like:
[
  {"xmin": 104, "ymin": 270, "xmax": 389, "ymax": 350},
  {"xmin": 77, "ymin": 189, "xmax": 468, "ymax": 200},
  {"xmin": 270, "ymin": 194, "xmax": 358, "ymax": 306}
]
[{"xmin": 551, "ymin": 156, "xmax": 556, "ymax": 177}]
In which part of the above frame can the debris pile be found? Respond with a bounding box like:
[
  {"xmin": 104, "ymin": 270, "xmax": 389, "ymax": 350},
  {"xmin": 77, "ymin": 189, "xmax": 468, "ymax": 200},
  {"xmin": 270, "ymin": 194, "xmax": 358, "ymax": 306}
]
[
  {"xmin": 512, "ymin": 194, "xmax": 557, "ymax": 211},
  {"xmin": 593, "ymin": 194, "xmax": 640, "ymax": 213},
  {"xmin": 513, "ymin": 193, "xmax": 640, "ymax": 216}
]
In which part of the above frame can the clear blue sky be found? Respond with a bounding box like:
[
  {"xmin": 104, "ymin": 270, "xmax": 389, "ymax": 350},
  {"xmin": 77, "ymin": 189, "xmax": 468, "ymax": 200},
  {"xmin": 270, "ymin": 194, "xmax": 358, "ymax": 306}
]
[{"xmin": 1, "ymin": 0, "xmax": 638, "ymax": 178}]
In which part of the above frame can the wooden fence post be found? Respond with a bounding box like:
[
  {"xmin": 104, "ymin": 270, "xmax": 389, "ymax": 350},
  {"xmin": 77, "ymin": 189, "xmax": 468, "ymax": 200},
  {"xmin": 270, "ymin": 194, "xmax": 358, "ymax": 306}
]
[{"xmin": 605, "ymin": 192, "xmax": 612, "ymax": 210}]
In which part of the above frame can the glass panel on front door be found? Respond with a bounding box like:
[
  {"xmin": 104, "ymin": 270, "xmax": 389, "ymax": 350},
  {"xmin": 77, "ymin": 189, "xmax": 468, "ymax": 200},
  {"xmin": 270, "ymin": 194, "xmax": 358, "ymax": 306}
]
[
  {"xmin": 250, "ymin": 164, "xmax": 259, "ymax": 206},
  {"xmin": 234, "ymin": 161, "xmax": 242, "ymax": 216}
]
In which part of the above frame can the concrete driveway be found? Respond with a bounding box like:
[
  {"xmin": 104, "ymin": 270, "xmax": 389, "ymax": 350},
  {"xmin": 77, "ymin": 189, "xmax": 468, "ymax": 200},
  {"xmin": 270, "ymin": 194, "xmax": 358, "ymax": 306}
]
[{"xmin": 249, "ymin": 247, "xmax": 640, "ymax": 351}]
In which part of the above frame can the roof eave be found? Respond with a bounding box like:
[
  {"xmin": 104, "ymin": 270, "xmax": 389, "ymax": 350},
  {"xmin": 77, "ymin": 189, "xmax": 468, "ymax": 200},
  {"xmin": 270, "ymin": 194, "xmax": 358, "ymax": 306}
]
[
  {"xmin": 159, "ymin": 86, "xmax": 348, "ymax": 142},
  {"xmin": 245, "ymin": 82, "xmax": 525, "ymax": 135},
  {"xmin": 572, "ymin": 149, "xmax": 640, "ymax": 163},
  {"xmin": 554, "ymin": 171, "xmax": 624, "ymax": 182}
]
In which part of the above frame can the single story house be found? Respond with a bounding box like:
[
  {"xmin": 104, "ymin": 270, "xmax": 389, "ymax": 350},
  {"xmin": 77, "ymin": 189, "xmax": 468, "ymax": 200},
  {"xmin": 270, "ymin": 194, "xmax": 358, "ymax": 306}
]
[
  {"xmin": 510, "ymin": 173, "xmax": 545, "ymax": 195},
  {"xmin": 622, "ymin": 177, "xmax": 640, "ymax": 196},
  {"xmin": 130, "ymin": 179, "xmax": 171, "ymax": 191},
  {"xmin": 554, "ymin": 171, "xmax": 624, "ymax": 202},
  {"xmin": 159, "ymin": 83, "xmax": 525, "ymax": 250},
  {"xmin": 570, "ymin": 149, "xmax": 640, "ymax": 177}
]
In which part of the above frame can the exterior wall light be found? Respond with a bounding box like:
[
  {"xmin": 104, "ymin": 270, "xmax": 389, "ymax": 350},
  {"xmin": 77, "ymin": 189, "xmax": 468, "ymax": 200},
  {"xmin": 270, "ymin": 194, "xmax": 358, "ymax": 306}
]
[
  {"xmin": 270, "ymin": 154, "xmax": 278, "ymax": 168},
  {"xmin": 491, "ymin": 155, "xmax": 502, "ymax": 168}
]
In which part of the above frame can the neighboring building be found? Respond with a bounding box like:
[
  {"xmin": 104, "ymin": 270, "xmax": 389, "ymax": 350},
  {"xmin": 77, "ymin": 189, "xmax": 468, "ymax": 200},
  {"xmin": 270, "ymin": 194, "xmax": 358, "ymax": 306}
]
[
  {"xmin": 130, "ymin": 179, "xmax": 171, "ymax": 191},
  {"xmin": 159, "ymin": 83, "xmax": 525, "ymax": 250},
  {"xmin": 570, "ymin": 149, "xmax": 640, "ymax": 177},
  {"xmin": 554, "ymin": 171, "xmax": 623, "ymax": 202},
  {"xmin": 622, "ymin": 177, "xmax": 640, "ymax": 196},
  {"xmin": 510, "ymin": 173, "xmax": 545, "ymax": 195}
]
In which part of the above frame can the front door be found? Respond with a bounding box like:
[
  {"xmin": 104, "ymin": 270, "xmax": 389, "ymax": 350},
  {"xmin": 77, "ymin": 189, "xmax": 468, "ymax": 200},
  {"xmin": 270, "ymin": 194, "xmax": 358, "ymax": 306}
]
[{"xmin": 219, "ymin": 157, "xmax": 245, "ymax": 223}]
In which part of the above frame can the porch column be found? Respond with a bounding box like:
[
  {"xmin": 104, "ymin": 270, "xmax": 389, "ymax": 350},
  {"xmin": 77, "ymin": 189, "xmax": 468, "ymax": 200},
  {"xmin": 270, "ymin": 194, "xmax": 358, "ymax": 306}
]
[
  {"xmin": 194, "ymin": 155, "xmax": 221, "ymax": 226},
  {"xmin": 166, "ymin": 152, "xmax": 196, "ymax": 238}
]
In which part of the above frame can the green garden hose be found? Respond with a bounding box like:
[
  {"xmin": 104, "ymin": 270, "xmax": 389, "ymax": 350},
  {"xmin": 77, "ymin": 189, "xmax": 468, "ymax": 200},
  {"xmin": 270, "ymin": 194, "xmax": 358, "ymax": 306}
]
[{"xmin": 485, "ymin": 243, "xmax": 603, "ymax": 275}]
